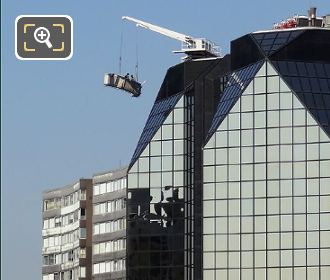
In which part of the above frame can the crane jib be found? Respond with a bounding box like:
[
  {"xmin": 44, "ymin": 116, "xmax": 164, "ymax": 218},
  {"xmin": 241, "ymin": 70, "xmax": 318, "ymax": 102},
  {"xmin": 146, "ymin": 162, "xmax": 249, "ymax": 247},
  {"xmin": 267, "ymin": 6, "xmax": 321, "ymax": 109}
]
[{"xmin": 122, "ymin": 15, "xmax": 221, "ymax": 59}]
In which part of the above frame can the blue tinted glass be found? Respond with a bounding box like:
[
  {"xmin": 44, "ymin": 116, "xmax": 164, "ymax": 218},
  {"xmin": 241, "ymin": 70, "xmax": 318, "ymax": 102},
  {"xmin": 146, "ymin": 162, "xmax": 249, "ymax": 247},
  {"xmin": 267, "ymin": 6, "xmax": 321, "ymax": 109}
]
[
  {"xmin": 292, "ymin": 77, "xmax": 302, "ymax": 92},
  {"xmin": 275, "ymin": 61, "xmax": 289, "ymax": 76},
  {"xmin": 300, "ymin": 78, "xmax": 311, "ymax": 92},
  {"xmin": 253, "ymin": 33, "xmax": 264, "ymax": 41},
  {"xmin": 252, "ymin": 30, "xmax": 303, "ymax": 56},
  {"xmin": 318, "ymin": 110, "xmax": 328, "ymax": 124},
  {"xmin": 319, "ymin": 79, "xmax": 330, "ymax": 92},
  {"xmin": 304, "ymin": 94, "xmax": 315, "ymax": 108},
  {"xmin": 325, "ymin": 95, "xmax": 330, "ymax": 107},
  {"xmin": 315, "ymin": 64, "xmax": 326, "ymax": 78},
  {"xmin": 261, "ymin": 38, "xmax": 274, "ymax": 45},
  {"xmin": 306, "ymin": 63, "xmax": 316, "ymax": 76},
  {"xmin": 287, "ymin": 62, "xmax": 298, "ymax": 76},
  {"xmin": 206, "ymin": 60, "xmax": 263, "ymax": 139},
  {"xmin": 310, "ymin": 78, "xmax": 321, "ymax": 92},
  {"xmin": 130, "ymin": 93, "xmax": 183, "ymax": 165},
  {"xmin": 277, "ymin": 32, "xmax": 290, "ymax": 39},
  {"xmin": 274, "ymin": 38, "xmax": 287, "ymax": 44},
  {"xmin": 325, "ymin": 64, "xmax": 330, "ymax": 76},
  {"xmin": 296, "ymin": 62, "xmax": 307, "ymax": 76},
  {"xmin": 314, "ymin": 94, "xmax": 325, "ymax": 108},
  {"xmin": 271, "ymin": 44, "xmax": 282, "ymax": 51},
  {"xmin": 264, "ymin": 32, "xmax": 278, "ymax": 39}
]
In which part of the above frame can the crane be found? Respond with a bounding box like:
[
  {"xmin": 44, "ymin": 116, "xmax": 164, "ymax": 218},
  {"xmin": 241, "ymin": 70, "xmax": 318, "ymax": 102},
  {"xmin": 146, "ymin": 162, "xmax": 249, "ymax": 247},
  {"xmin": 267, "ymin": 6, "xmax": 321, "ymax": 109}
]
[{"xmin": 122, "ymin": 16, "xmax": 221, "ymax": 59}]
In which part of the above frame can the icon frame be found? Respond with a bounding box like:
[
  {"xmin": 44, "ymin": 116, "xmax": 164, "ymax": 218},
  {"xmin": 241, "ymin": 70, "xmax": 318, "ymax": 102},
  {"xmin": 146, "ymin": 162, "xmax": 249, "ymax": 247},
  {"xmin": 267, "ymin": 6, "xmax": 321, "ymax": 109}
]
[{"xmin": 15, "ymin": 15, "xmax": 73, "ymax": 61}]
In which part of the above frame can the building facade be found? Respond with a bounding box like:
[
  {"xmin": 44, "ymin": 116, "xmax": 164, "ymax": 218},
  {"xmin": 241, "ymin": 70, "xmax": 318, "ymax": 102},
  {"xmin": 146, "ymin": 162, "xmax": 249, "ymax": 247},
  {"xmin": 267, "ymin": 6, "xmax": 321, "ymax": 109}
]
[
  {"xmin": 202, "ymin": 28, "xmax": 330, "ymax": 280},
  {"xmin": 42, "ymin": 167, "xmax": 128, "ymax": 280},
  {"xmin": 92, "ymin": 167, "xmax": 127, "ymax": 280},
  {"xmin": 126, "ymin": 58, "xmax": 231, "ymax": 280},
  {"xmin": 42, "ymin": 179, "xmax": 93, "ymax": 280},
  {"xmin": 126, "ymin": 18, "xmax": 330, "ymax": 280},
  {"xmin": 42, "ymin": 10, "xmax": 330, "ymax": 280}
]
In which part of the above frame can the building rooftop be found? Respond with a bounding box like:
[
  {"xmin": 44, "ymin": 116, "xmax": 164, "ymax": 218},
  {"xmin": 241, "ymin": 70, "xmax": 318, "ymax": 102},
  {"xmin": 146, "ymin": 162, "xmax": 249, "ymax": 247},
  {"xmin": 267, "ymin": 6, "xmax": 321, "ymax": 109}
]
[{"xmin": 93, "ymin": 166, "xmax": 128, "ymax": 184}]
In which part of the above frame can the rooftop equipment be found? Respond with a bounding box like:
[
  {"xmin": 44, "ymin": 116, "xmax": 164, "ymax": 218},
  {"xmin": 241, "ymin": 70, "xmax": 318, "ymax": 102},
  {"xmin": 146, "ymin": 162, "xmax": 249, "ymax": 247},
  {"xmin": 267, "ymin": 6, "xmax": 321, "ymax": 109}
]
[
  {"xmin": 273, "ymin": 7, "xmax": 325, "ymax": 29},
  {"xmin": 122, "ymin": 16, "xmax": 221, "ymax": 60},
  {"xmin": 104, "ymin": 16, "xmax": 221, "ymax": 97},
  {"xmin": 322, "ymin": 15, "xmax": 330, "ymax": 28}
]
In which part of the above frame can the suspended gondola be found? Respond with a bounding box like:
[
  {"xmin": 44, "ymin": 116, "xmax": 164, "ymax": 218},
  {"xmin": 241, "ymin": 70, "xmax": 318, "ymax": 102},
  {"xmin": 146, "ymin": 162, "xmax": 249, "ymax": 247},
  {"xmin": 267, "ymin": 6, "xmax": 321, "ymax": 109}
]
[
  {"xmin": 104, "ymin": 15, "xmax": 220, "ymax": 97},
  {"xmin": 103, "ymin": 73, "xmax": 142, "ymax": 97},
  {"xmin": 104, "ymin": 20, "xmax": 143, "ymax": 97}
]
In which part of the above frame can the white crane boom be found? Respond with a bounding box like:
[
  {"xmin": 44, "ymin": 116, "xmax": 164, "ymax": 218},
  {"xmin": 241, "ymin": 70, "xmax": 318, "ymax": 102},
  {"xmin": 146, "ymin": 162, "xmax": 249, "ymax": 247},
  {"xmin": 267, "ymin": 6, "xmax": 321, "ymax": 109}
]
[
  {"xmin": 122, "ymin": 16, "xmax": 193, "ymax": 45},
  {"xmin": 122, "ymin": 16, "xmax": 221, "ymax": 59}
]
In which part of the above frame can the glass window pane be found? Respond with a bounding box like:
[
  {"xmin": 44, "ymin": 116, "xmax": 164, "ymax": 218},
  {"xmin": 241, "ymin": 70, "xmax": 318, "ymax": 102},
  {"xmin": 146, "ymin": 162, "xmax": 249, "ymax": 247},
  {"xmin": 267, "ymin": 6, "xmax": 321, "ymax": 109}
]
[
  {"xmin": 255, "ymin": 94, "xmax": 266, "ymax": 111},
  {"xmin": 241, "ymin": 95, "xmax": 253, "ymax": 111},
  {"xmin": 280, "ymin": 92, "xmax": 292, "ymax": 109},
  {"xmin": 255, "ymin": 77, "xmax": 266, "ymax": 93},
  {"xmin": 255, "ymin": 112, "xmax": 266, "ymax": 128},
  {"xmin": 267, "ymin": 76, "xmax": 279, "ymax": 93},
  {"xmin": 268, "ymin": 110, "xmax": 279, "ymax": 127},
  {"xmin": 241, "ymin": 113, "xmax": 253, "ymax": 129}
]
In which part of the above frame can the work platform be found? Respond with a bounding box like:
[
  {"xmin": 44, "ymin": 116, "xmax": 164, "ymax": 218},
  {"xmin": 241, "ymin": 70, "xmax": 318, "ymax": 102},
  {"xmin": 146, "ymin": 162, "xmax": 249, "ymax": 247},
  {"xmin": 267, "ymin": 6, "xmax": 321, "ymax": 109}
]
[{"xmin": 104, "ymin": 73, "xmax": 142, "ymax": 97}]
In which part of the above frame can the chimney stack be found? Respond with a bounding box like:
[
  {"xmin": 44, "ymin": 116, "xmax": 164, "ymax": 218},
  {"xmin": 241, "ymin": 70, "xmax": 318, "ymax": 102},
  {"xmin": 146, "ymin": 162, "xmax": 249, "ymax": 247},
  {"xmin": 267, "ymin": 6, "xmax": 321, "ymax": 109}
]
[{"xmin": 308, "ymin": 7, "xmax": 317, "ymax": 27}]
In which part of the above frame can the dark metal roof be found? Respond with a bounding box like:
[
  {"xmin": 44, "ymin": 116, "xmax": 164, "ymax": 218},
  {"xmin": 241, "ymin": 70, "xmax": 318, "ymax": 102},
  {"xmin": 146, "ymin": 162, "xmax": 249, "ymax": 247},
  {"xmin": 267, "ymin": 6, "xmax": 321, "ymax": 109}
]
[
  {"xmin": 251, "ymin": 30, "xmax": 304, "ymax": 56},
  {"xmin": 272, "ymin": 60, "xmax": 330, "ymax": 136},
  {"xmin": 93, "ymin": 166, "xmax": 128, "ymax": 184},
  {"xmin": 269, "ymin": 29, "xmax": 330, "ymax": 62}
]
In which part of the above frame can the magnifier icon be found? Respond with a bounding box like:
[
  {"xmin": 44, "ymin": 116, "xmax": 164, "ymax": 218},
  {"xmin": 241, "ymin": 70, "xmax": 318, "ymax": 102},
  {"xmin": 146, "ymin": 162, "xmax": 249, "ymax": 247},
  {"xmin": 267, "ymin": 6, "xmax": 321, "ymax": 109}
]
[{"xmin": 34, "ymin": 27, "xmax": 53, "ymax": 48}]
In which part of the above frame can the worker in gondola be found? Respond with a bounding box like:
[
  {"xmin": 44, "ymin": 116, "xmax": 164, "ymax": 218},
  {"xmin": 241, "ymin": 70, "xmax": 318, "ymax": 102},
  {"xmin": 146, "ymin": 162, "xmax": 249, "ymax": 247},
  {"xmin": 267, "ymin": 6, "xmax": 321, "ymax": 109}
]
[
  {"xmin": 125, "ymin": 73, "xmax": 130, "ymax": 79},
  {"xmin": 130, "ymin": 74, "xmax": 135, "ymax": 81}
]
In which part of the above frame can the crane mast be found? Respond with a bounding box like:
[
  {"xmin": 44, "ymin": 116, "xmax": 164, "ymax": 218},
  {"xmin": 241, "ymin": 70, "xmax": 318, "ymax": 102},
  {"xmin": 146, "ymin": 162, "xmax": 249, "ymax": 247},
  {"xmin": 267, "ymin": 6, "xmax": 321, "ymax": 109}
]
[{"xmin": 122, "ymin": 16, "xmax": 221, "ymax": 59}]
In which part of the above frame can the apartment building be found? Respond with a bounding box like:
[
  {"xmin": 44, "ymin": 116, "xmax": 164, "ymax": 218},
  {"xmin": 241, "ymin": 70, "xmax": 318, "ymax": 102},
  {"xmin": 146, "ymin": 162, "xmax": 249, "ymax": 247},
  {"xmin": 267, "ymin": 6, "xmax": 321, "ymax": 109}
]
[
  {"xmin": 42, "ymin": 179, "xmax": 93, "ymax": 280},
  {"xmin": 92, "ymin": 167, "xmax": 127, "ymax": 280}
]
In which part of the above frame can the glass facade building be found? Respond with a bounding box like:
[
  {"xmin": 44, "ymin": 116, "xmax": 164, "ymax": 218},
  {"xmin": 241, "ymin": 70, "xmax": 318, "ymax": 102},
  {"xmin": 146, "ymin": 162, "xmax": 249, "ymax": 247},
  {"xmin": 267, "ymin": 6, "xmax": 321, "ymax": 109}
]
[
  {"xmin": 127, "ymin": 93, "xmax": 189, "ymax": 279},
  {"xmin": 127, "ymin": 59, "xmax": 231, "ymax": 280},
  {"xmin": 127, "ymin": 26, "xmax": 330, "ymax": 280},
  {"xmin": 202, "ymin": 28, "xmax": 330, "ymax": 280}
]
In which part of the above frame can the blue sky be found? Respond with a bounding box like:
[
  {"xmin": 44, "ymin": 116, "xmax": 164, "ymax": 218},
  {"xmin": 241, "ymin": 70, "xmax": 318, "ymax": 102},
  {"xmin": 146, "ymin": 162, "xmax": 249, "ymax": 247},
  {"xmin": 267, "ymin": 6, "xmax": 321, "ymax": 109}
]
[{"xmin": 1, "ymin": 0, "xmax": 328, "ymax": 279}]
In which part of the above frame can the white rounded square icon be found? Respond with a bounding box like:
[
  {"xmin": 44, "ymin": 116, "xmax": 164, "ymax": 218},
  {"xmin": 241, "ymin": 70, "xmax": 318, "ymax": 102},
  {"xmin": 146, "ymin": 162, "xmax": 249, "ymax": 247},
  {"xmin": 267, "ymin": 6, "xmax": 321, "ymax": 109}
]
[{"xmin": 15, "ymin": 15, "xmax": 73, "ymax": 60}]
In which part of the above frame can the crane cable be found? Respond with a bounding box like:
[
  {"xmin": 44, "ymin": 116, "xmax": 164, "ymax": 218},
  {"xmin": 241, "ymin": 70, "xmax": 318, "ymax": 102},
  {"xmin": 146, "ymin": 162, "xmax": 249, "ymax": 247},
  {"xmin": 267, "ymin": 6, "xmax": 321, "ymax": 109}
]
[
  {"xmin": 119, "ymin": 22, "xmax": 140, "ymax": 81},
  {"xmin": 119, "ymin": 23, "xmax": 124, "ymax": 75},
  {"xmin": 135, "ymin": 28, "xmax": 139, "ymax": 81}
]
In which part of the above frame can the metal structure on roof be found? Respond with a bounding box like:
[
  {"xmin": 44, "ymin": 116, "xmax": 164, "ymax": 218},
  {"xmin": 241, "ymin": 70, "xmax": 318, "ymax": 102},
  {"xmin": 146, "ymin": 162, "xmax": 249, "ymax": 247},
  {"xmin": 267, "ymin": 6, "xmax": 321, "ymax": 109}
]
[
  {"xmin": 122, "ymin": 16, "xmax": 221, "ymax": 60},
  {"xmin": 273, "ymin": 7, "xmax": 329, "ymax": 30}
]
